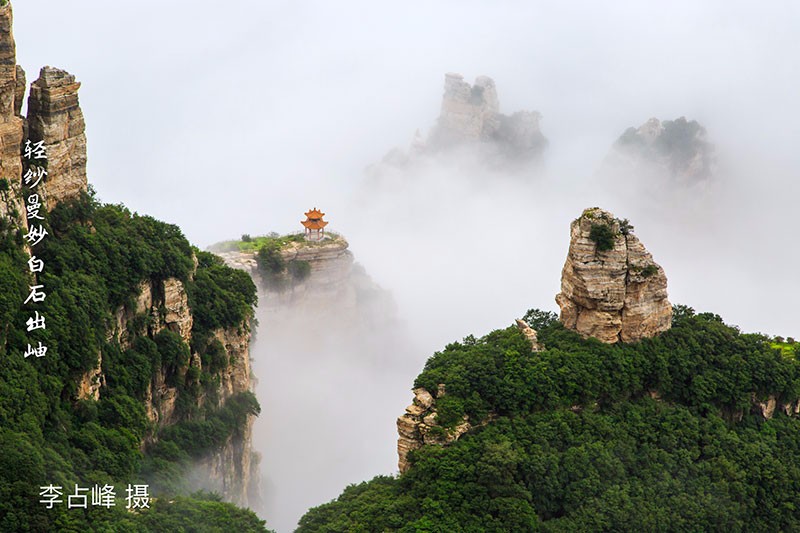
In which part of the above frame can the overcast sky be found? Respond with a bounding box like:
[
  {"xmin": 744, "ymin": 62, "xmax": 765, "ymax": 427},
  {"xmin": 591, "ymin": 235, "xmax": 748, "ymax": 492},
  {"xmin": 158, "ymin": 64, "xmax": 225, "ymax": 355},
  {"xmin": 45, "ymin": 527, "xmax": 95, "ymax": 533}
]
[
  {"xmin": 14, "ymin": 1, "xmax": 800, "ymax": 243},
  {"xmin": 11, "ymin": 2, "xmax": 800, "ymax": 529}
]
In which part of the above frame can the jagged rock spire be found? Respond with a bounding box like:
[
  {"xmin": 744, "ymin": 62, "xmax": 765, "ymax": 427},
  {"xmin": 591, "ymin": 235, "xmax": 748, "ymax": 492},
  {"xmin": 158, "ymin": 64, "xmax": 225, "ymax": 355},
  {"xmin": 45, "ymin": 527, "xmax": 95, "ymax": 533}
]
[
  {"xmin": 27, "ymin": 66, "xmax": 88, "ymax": 208},
  {"xmin": 427, "ymin": 72, "xmax": 547, "ymax": 160},
  {"xmin": 555, "ymin": 207, "xmax": 672, "ymax": 343}
]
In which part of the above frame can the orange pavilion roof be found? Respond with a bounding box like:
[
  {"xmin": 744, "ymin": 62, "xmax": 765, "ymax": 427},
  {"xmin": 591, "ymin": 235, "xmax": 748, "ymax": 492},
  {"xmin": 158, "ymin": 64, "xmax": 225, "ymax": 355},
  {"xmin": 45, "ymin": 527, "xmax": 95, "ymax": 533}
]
[
  {"xmin": 301, "ymin": 219, "xmax": 329, "ymax": 230},
  {"xmin": 305, "ymin": 208, "xmax": 325, "ymax": 219}
]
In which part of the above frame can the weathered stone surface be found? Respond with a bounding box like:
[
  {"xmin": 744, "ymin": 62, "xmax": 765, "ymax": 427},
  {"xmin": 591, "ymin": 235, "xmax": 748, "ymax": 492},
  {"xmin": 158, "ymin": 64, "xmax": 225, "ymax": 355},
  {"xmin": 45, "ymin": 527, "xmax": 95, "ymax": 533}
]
[
  {"xmin": 26, "ymin": 66, "xmax": 87, "ymax": 208},
  {"xmin": 144, "ymin": 370, "xmax": 178, "ymax": 426},
  {"xmin": 97, "ymin": 272, "xmax": 257, "ymax": 506},
  {"xmin": 214, "ymin": 326, "xmax": 252, "ymax": 403},
  {"xmin": 515, "ymin": 318, "xmax": 543, "ymax": 351},
  {"xmin": 0, "ymin": 5, "xmax": 26, "ymax": 226},
  {"xmin": 555, "ymin": 207, "xmax": 672, "ymax": 344}
]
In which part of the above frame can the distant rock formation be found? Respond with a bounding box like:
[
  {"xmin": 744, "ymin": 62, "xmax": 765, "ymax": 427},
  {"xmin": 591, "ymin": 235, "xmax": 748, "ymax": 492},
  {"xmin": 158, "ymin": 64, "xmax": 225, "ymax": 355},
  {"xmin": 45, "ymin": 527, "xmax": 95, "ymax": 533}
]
[
  {"xmin": 429, "ymin": 74, "xmax": 500, "ymax": 146},
  {"xmin": 555, "ymin": 207, "xmax": 672, "ymax": 344},
  {"xmin": 369, "ymin": 73, "xmax": 546, "ymax": 176},
  {"xmin": 428, "ymin": 73, "xmax": 547, "ymax": 161},
  {"xmin": 610, "ymin": 117, "xmax": 715, "ymax": 182},
  {"xmin": 27, "ymin": 66, "xmax": 88, "ymax": 207}
]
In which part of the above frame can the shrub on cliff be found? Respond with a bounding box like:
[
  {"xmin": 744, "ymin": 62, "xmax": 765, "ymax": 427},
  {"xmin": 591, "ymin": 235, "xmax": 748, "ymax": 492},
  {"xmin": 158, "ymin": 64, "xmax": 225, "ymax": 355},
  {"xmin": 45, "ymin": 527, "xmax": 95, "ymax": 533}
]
[
  {"xmin": 589, "ymin": 222, "xmax": 617, "ymax": 251},
  {"xmin": 288, "ymin": 259, "xmax": 311, "ymax": 282},
  {"xmin": 187, "ymin": 250, "xmax": 257, "ymax": 335},
  {"xmin": 256, "ymin": 242, "xmax": 285, "ymax": 275}
]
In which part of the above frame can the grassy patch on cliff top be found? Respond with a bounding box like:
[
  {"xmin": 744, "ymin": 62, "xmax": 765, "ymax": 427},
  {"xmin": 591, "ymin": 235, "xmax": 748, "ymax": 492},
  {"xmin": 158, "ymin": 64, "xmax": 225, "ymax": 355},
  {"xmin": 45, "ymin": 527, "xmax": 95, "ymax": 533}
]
[
  {"xmin": 771, "ymin": 341, "xmax": 798, "ymax": 359},
  {"xmin": 209, "ymin": 231, "xmax": 342, "ymax": 253}
]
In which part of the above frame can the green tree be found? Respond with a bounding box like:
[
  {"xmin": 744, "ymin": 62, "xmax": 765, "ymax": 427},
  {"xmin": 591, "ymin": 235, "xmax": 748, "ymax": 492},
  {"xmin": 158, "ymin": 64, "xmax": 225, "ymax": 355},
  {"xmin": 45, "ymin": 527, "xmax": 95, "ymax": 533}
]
[{"xmin": 589, "ymin": 223, "xmax": 617, "ymax": 251}]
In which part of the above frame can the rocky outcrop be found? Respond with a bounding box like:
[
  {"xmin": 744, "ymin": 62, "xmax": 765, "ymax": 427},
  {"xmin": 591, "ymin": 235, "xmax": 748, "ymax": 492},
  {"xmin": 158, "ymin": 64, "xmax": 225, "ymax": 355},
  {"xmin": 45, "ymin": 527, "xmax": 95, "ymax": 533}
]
[
  {"xmin": 515, "ymin": 319, "xmax": 543, "ymax": 352},
  {"xmin": 752, "ymin": 395, "xmax": 800, "ymax": 420},
  {"xmin": 77, "ymin": 350, "xmax": 104, "ymax": 401},
  {"xmin": 555, "ymin": 207, "xmax": 672, "ymax": 344},
  {"xmin": 84, "ymin": 277, "xmax": 193, "ymax": 418},
  {"xmin": 397, "ymin": 385, "xmax": 471, "ymax": 474},
  {"xmin": 427, "ymin": 73, "xmax": 547, "ymax": 161},
  {"xmin": 611, "ymin": 117, "xmax": 715, "ymax": 181},
  {"xmin": 0, "ymin": 4, "xmax": 26, "ymax": 226},
  {"xmin": 26, "ymin": 66, "xmax": 88, "ymax": 207},
  {"xmin": 430, "ymin": 74, "xmax": 500, "ymax": 145},
  {"xmin": 107, "ymin": 277, "xmax": 193, "ymax": 351},
  {"xmin": 163, "ymin": 277, "xmax": 193, "ymax": 343},
  {"xmin": 193, "ymin": 324, "xmax": 258, "ymax": 508},
  {"xmin": 368, "ymin": 73, "xmax": 546, "ymax": 177}
]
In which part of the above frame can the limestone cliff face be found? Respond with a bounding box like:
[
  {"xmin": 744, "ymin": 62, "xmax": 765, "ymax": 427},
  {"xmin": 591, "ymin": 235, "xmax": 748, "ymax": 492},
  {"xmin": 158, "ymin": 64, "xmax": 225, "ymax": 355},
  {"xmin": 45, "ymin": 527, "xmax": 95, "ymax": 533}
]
[
  {"xmin": 0, "ymin": 4, "xmax": 26, "ymax": 226},
  {"xmin": 555, "ymin": 207, "xmax": 672, "ymax": 344},
  {"xmin": 611, "ymin": 117, "xmax": 715, "ymax": 182},
  {"xmin": 26, "ymin": 66, "xmax": 88, "ymax": 207}
]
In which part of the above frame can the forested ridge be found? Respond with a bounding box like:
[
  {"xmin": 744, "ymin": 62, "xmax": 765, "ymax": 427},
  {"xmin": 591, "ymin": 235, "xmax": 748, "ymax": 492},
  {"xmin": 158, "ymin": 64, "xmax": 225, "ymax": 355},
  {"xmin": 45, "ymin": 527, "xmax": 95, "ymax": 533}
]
[
  {"xmin": 299, "ymin": 308, "xmax": 800, "ymax": 532},
  {"xmin": 0, "ymin": 191, "xmax": 270, "ymax": 532}
]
